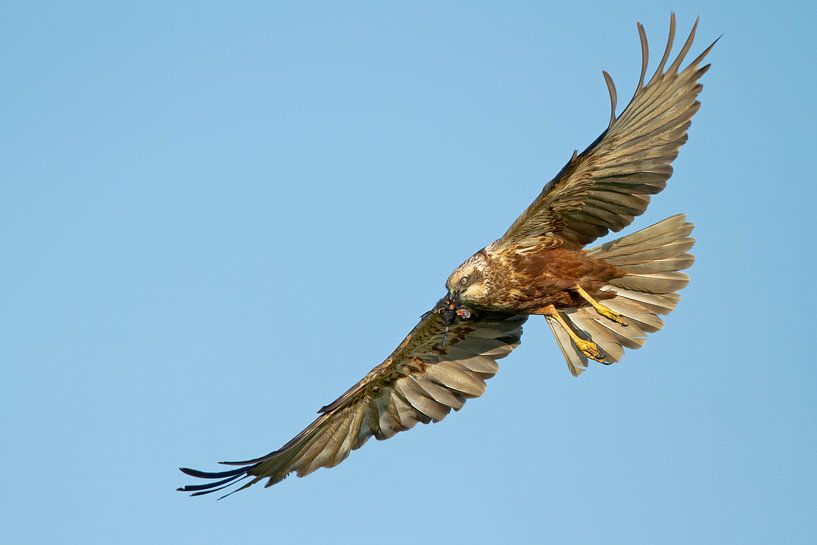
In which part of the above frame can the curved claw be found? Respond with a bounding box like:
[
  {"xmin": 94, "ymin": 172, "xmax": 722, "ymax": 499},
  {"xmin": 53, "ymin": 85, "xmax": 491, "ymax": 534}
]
[{"xmin": 574, "ymin": 338, "xmax": 606, "ymax": 363}]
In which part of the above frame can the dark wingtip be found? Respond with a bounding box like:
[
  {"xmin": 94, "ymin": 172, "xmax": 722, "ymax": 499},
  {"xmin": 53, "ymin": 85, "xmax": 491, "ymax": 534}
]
[
  {"xmin": 177, "ymin": 462, "xmax": 254, "ymax": 498},
  {"xmin": 688, "ymin": 32, "xmax": 721, "ymax": 71},
  {"xmin": 179, "ymin": 465, "xmax": 247, "ymax": 479}
]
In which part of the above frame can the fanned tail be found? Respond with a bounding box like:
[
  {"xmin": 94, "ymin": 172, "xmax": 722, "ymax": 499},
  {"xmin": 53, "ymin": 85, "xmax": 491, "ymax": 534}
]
[{"xmin": 547, "ymin": 214, "xmax": 694, "ymax": 376}]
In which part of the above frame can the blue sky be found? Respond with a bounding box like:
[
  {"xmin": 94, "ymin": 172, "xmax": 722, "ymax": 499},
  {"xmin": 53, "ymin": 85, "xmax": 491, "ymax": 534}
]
[{"xmin": 3, "ymin": 1, "xmax": 816, "ymax": 544}]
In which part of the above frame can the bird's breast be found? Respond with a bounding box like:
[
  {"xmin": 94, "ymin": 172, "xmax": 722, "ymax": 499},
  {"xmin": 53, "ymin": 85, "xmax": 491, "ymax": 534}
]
[{"xmin": 481, "ymin": 247, "xmax": 622, "ymax": 312}]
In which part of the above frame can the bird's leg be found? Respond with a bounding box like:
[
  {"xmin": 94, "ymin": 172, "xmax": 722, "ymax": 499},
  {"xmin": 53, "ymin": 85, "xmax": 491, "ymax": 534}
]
[
  {"xmin": 539, "ymin": 304, "xmax": 606, "ymax": 362},
  {"xmin": 573, "ymin": 285, "xmax": 628, "ymax": 326}
]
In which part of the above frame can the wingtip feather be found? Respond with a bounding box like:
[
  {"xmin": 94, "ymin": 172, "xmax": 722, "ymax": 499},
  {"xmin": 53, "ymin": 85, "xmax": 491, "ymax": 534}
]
[{"xmin": 602, "ymin": 70, "xmax": 618, "ymax": 130}]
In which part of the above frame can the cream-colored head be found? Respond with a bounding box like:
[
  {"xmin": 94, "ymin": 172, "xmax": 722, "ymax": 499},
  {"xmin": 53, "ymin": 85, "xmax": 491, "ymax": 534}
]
[{"xmin": 446, "ymin": 251, "xmax": 490, "ymax": 307}]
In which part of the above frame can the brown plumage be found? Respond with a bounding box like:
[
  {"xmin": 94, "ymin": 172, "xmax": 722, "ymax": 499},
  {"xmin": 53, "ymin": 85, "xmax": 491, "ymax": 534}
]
[{"xmin": 179, "ymin": 14, "xmax": 715, "ymax": 498}]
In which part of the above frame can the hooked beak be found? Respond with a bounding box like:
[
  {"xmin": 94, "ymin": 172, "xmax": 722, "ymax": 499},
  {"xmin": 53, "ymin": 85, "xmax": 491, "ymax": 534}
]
[{"xmin": 449, "ymin": 290, "xmax": 462, "ymax": 307}]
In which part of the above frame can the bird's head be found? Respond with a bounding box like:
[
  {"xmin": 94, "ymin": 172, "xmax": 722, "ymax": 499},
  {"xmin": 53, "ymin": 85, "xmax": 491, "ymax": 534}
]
[{"xmin": 446, "ymin": 251, "xmax": 489, "ymax": 309}]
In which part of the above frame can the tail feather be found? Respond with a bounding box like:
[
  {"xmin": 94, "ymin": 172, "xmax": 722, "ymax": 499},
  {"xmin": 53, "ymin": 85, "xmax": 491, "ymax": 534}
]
[
  {"xmin": 546, "ymin": 319, "xmax": 591, "ymax": 377},
  {"xmin": 610, "ymin": 271, "xmax": 689, "ymax": 293},
  {"xmin": 604, "ymin": 287, "xmax": 680, "ymax": 315},
  {"xmin": 549, "ymin": 214, "xmax": 694, "ymax": 376},
  {"xmin": 619, "ymin": 256, "xmax": 693, "ymax": 274}
]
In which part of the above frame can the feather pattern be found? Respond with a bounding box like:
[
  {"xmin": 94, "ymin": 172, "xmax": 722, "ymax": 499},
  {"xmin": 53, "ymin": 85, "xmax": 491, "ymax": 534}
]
[
  {"xmin": 178, "ymin": 15, "xmax": 715, "ymax": 498},
  {"xmin": 497, "ymin": 14, "xmax": 716, "ymax": 250},
  {"xmin": 549, "ymin": 215, "xmax": 695, "ymax": 376},
  {"xmin": 178, "ymin": 307, "xmax": 525, "ymax": 497}
]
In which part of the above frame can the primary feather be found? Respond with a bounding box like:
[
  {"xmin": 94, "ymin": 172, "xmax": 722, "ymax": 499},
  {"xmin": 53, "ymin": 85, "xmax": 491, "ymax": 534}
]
[
  {"xmin": 498, "ymin": 14, "xmax": 716, "ymax": 249},
  {"xmin": 179, "ymin": 311, "xmax": 524, "ymax": 497}
]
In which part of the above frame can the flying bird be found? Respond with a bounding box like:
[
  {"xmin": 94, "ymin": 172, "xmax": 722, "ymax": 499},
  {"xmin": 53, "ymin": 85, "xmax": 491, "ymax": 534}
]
[{"xmin": 179, "ymin": 15, "xmax": 716, "ymax": 498}]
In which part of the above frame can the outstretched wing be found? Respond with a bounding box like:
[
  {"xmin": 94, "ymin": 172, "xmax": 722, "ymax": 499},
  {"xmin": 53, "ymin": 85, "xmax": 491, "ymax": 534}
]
[
  {"xmin": 178, "ymin": 303, "xmax": 525, "ymax": 498},
  {"xmin": 497, "ymin": 15, "xmax": 717, "ymax": 250}
]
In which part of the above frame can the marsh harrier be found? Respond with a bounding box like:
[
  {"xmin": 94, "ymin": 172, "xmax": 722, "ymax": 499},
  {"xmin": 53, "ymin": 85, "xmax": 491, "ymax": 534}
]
[{"xmin": 179, "ymin": 15, "xmax": 716, "ymax": 498}]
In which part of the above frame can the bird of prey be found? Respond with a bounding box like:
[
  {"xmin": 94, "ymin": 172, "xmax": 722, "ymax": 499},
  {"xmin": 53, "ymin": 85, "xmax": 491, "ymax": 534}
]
[{"xmin": 179, "ymin": 15, "xmax": 716, "ymax": 498}]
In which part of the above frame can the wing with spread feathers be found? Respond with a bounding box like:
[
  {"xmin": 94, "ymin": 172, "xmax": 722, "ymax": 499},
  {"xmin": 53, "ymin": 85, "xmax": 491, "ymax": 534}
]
[
  {"xmin": 178, "ymin": 303, "xmax": 525, "ymax": 498},
  {"xmin": 497, "ymin": 15, "xmax": 716, "ymax": 250}
]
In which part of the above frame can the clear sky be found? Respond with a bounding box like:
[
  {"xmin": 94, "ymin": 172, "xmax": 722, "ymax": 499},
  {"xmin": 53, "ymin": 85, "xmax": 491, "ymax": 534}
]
[{"xmin": 3, "ymin": 1, "xmax": 816, "ymax": 544}]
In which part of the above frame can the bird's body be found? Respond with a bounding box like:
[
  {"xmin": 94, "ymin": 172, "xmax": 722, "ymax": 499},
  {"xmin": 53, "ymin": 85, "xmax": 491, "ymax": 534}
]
[
  {"xmin": 179, "ymin": 15, "xmax": 716, "ymax": 498},
  {"xmin": 452, "ymin": 240, "xmax": 624, "ymax": 314}
]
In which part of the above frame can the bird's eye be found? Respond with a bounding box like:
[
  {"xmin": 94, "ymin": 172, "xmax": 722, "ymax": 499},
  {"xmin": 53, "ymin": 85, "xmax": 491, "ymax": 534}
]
[{"xmin": 459, "ymin": 276, "xmax": 469, "ymax": 287}]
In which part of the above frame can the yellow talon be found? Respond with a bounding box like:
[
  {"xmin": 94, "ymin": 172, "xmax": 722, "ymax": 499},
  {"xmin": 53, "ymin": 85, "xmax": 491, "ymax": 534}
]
[
  {"xmin": 540, "ymin": 304, "xmax": 608, "ymax": 363},
  {"xmin": 574, "ymin": 285, "xmax": 629, "ymax": 326},
  {"xmin": 573, "ymin": 337, "xmax": 606, "ymax": 362},
  {"xmin": 595, "ymin": 305, "xmax": 629, "ymax": 326}
]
